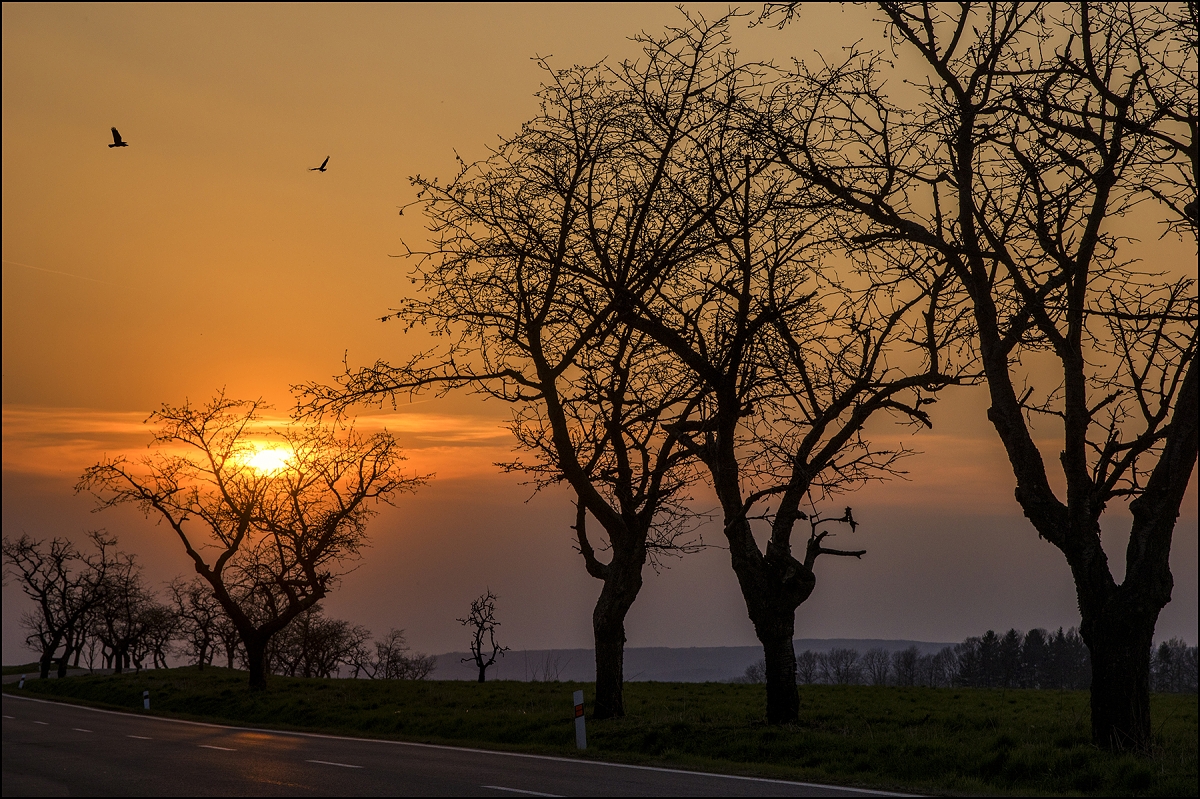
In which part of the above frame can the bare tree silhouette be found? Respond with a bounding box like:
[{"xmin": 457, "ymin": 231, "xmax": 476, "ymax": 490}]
[
  {"xmin": 763, "ymin": 1, "xmax": 1196, "ymax": 749},
  {"xmin": 78, "ymin": 393, "xmax": 424, "ymax": 689},
  {"xmin": 2, "ymin": 531, "xmax": 115, "ymax": 678},
  {"xmin": 458, "ymin": 589, "xmax": 509, "ymax": 682}
]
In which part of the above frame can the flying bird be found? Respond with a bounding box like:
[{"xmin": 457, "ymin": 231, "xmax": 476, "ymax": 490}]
[
  {"xmin": 310, "ymin": 156, "xmax": 330, "ymax": 172},
  {"xmin": 108, "ymin": 127, "xmax": 128, "ymax": 148}
]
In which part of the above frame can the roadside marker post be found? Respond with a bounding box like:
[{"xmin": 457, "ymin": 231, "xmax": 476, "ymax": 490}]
[
  {"xmin": 573, "ymin": 689, "xmax": 586, "ymax": 750},
  {"xmin": 143, "ymin": 690, "xmax": 150, "ymax": 710},
  {"xmin": 18, "ymin": 675, "xmax": 25, "ymax": 689}
]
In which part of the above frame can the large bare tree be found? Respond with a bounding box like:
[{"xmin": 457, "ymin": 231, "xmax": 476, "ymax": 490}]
[
  {"xmin": 78, "ymin": 393, "xmax": 423, "ymax": 689},
  {"xmin": 763, "ymin": 1, "xmax": 1197, "ymax": 748},
  {"xmin": 299, "ymin": 19, "xmax": 736, "ymax": 718}
]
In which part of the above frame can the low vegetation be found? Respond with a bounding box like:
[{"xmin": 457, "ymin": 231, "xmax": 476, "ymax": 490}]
[{"xmin": 5, "ymin": 668, "xmax": 1195, "ymax": 796}]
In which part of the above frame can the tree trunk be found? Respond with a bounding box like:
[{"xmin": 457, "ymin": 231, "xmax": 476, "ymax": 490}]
[
  {"xmin": 1081, "ymin": 598, "xmax": 1159, "ymax": 751},
  {"xmin": 245, "ymin": 639, "xmax": 268, "ymax": 690},
  {"xmin": 756, "ymin": 610, "xmax": 800, "ymax": 724},
  {"xmin": 592, "ymin": 564, "xmax": 642, "ymax": 720},
  {"xmin": 38, "ymin": 653, "xmax": 53, "ymax": 680},
  {"xmin": 477, "ymin": 663, "xmax": 486, "ymax": 683}
]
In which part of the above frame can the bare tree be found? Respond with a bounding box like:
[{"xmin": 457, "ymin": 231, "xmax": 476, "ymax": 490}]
[
  {"xmin": 266, "ymin": 605, "xmax": 372, "ymax": 678},
  {"xmin": 3, "ymin": 531, "xmax": 114, "ymax": 678},
  {"xmin": 820, "ymin": 647, "xmax": 862, "ymax": 685},
  {"xmin": 763, "ymin": 1, "xmax": 1196, "ymax": 749},
  {"xmin": 360, "ymin": 628, "xmax": 436, "ymax": 680},
  {"xmin": 297, "ymin": 17, "xmax": 748, "ymax": 719},
  {"xmin": 90, "ymin": 549, "xmax": 156, "ymax": 673},
  {"xmin": 458, "ymin": 590, "xmax": 509, "ymax": 682},
  {"xmin": 546, "ymin": 10, "xmax": 974, "ymax": 724},
  {"xmin": 862, "ymin": 647, "xmax": 892, "ymax": 686},
  {"xmin": 795, "ymin": 649, "xmax": 821, "ymax": 684},
  {"xmin": 891, "ymin": 646, "xmax": 921, "ymax": 688},
  {"xmin": 77, "ymin": 393, "xmax": 424, "ymax": 689},
  {"xmin": 169, "ymin": 576, "xmax": 224, "ymax": 668}
]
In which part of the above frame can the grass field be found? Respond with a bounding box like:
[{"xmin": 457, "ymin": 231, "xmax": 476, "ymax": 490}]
[
  {"xmin": 4, "ymin": 667, "xmax": 1195, "ymax": 796},
  {"xmin": 1, "ymin": 662, "xmax": 41, "ymax": 676}
]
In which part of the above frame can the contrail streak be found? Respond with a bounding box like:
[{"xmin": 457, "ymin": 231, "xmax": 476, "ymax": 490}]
[{"xmin": 2, "ymin": 259, "xmax": 113, "ymax": 284}]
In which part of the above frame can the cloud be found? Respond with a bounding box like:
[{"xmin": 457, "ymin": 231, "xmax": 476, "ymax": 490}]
[{"xmin": 1, "ymin": 404, "xmax": 515, "ymax": 480}]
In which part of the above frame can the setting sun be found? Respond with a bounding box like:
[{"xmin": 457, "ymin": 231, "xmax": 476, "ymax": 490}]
[{"xmin": 246, "ymin": 447, "xmax": 291, "ymax": 474}]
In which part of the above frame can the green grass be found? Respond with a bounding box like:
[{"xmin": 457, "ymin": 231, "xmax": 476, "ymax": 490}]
[
  {"xmin": 2, "ymin": 662, "xmax": 43, "ymax": 676},
  {"xmin": 4, "ymin": 668, "xmax": 1196, "ymax": 796}
]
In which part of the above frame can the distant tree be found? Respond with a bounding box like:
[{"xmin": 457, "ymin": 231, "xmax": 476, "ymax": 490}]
[
  {"xmin": 78, "ymin": 393, "xmax": 423, "ymax": 689},
  {"xmin": 1150, "ymin": 639, "xmax": 1198, "ymax": 694},
  {"xmin": 999, "ymin": 629, "xmax": 1024, "ymax": 689},
  {"xmin": 795, "ymin": 649, "xmax": 820, "ymax": 685},
  {"xmin": 1020, "ymin": 629, "xmax": 1049, "ymax": 689},
  {"xmin": 954, "ymin": 637, "xmax": 983, "ymax": 688},
  {"xmin": 169, "ymin": 577, "xmax": 224, "ymax": 669},
  {"xmin": 135, "ymin": 603, "xmax": 179, "ymax": 670},
  {"xmin": 360, "ymin": 628, "xmax": 436, "ymax": 680},
  {"xmin": 2, "ymin": 531, "xmax": 114, "ymax": 678},
  {"xmin": 742, "ymin": 658, "xmax": 768, "ymax": 684},
  {"xmin": 267, "ymin": 605, "xmax": 372, "ymax": 678},
  {"xmin": 90, "ymin": 550, "xmax": 155, "ymax": 673},
  {"xmin": 978, "ymin": 631, "xmax": 1002, "ymax": 689},
  {"xmin": 458, "ymin": 590, "xmax": 509, "ymax": 683},
  {"xmin": 763, "ymin": 0, "xmax": 1197, "ymax": 749},
  {"xmin": 821, "ymin": 648, "xmax": 862, "ymax": 685},
  {"xmin": 927, "ymin": 647, "xmax": 959, "ymax": 688},
  {"xmin": 862, "ymin": 648, "xmax": 891, "ymax": 686},
  {"xmin": 891, "ymin": 646, "xmax": 920, "ymax": 687}
]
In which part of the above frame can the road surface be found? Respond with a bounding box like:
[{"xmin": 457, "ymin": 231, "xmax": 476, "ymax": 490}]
[{"xmin": 3, "ymin": 694, "xmax": 908, "ymax": 797}]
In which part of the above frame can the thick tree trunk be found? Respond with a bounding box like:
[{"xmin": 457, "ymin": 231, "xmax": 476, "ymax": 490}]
[
  {"xmin": 756, "ymin": 612, "xmax": 799, "ymax": 724},
  {"xmin": 477, "ymin": 663, "xmax": 486, "ymax": 682},
  {"xmin": 1081, "ymin": 598, "xmax": 1160, "ymax": 751},
  {"xmin": 245, "ymin": 640, "xmax": 268, "ymax": 690},
  {"xmin": 38, "ymin": 654, "xmax": 52, "ymax": 680},
  {"xmin": 592, "ymin": 564, "xmax": 643, "ymax": 720}
]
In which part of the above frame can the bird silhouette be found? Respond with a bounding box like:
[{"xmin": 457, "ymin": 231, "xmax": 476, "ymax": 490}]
[
  {"xmin": 310, "ymin": 156, "xmax": 330, "ymax": 172},
  {"xmin": 108, "ymin": 127, "xmax": 128, "ymax": 148}
]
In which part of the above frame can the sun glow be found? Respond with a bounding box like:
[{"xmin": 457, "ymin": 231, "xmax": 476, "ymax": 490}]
[{"xmin": 245, "ymin": 447, "xmax": 291, "ymax": 474}]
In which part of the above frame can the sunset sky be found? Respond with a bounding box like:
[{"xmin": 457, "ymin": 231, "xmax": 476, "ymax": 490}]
[{"xmin": 3, "ymin": 3, "xmax": 1195, "ymax": 662}]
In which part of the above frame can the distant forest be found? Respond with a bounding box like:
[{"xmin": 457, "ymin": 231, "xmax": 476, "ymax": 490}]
[{"xmin": 743, "ymin": 629, "xmax": 1198, "ymax": 694}]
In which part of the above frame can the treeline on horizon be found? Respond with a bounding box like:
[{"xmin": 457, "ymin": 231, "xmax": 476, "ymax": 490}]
[{"xmin": 743, "ymin": 629, "xmax": 1198, "ymax": 694}]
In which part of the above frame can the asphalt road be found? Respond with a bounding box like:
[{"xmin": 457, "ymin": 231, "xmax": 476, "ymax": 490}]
[{"xmin": 3, "ymin": 694, "xmax": 907, "ymax": 797}]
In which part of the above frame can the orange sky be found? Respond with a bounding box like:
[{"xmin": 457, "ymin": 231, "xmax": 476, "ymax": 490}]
[{"xmin": 3, "ymin": 3, "xmax": 1195, "ymax": 660}]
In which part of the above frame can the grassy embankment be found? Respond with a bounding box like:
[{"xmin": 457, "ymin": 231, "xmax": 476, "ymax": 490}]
[
  {"xmin": 4, "ymin": 667, "xmax": 1195, "ymax": 796},
  {"xmin": 2, "ymin": 662, "xmax": 41, "ymax": 676}
]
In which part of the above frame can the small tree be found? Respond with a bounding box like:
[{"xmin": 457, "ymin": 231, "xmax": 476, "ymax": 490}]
[
  {"xmin": 78, "ymin": 393, "xmax": 424, "ymax": 689},
  {"xmin": 169, "ymin": 576, "xmax": 224, "ymax": 669},
  {"xmin": 362, "ymin": 628, "xmax": 436, "ymax": 680},
  {"xmin": 458, "ymin": 590, "xmax": 509, "ymax": 682},
  {"xmin": 3, "ymin": 531, "xmax": 115, "ymax": 678},
  {"xmin": 862, "ymin": 648, "xmax": 891, "ymax": 686}
]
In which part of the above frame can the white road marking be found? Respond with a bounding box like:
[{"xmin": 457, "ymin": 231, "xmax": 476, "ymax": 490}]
[
  {"xmin": 2, "ymin": 715, "xmax": 14, "ymax": 719},
  {"xmin": 33, "ymin": 721, "xmax": 48, "ymax": 725},
  {"xmin": 199, "ymin": 744, "xmax": 235, "ymax": 751},
  {"xmin": 126, "ymin": 735, "xmax": 152, "ymax": 740},
  {"xmin": 3, "ymin": 694, "xmax": 911, "ymax": 796},
  {"xmin": 306, "ymin": 759, "xmax": 363, "ymax": 769},
  {"xmin": 73, "ymin": 728, "xmax": 92, "ymax": 733},
  {"xmin": 482, "ymin": 787, "xmax": 562, "ymax": 797}
]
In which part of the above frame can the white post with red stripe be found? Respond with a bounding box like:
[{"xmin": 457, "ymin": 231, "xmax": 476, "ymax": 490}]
[{"xmin": 573, "ymin": 689, "xmax": 586, "ymax": 750}]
